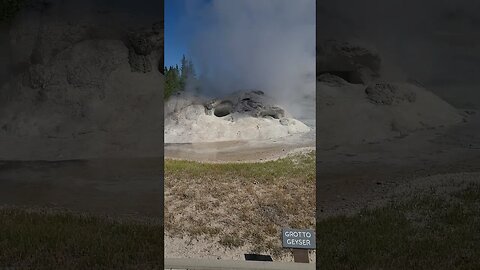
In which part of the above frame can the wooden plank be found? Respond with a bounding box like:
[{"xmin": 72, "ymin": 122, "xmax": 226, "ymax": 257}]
[{"xmin": 292, "ymin": 249, "xmax": 310, "ymax": 263}]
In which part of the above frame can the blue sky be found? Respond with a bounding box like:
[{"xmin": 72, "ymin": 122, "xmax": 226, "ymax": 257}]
[
  {"xmin": 164, "ymin": 0, "xmax": 188, "ymax": 68},
  {"xmin": 165, "ymin": 0, "xmax": 210, "ymax": 68}
]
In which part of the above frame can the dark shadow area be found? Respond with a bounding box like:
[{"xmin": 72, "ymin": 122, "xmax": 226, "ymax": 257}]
[
  {"xmin": 0, "ymin": 0, "xmax": 164, "ymax": 268},
  {"xmin": 316, "ymin": 0, "xmax": 480, "ymax": 269}
]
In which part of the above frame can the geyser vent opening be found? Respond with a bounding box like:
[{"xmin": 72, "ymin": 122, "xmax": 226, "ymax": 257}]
[{"xmin": 213, "ymin": 101, "xmax": 234, "ymax": 117}]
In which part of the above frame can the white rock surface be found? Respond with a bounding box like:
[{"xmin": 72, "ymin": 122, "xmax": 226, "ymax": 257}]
[{"xmin": 165, "ymin": 91, "xmax": 311, "ymax": 143}]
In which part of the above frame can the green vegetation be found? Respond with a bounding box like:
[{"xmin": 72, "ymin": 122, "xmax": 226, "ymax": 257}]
[
  {"xmin": 0, "ymin": 0, "xmax": 25, "ymax": 22},
  {"xmin": 317, "ymin": 183, "xmax": 480, "ymax": 270},
  {"xmin": 164, "ymin": 152, "xmax": 316, "ymax": 256},
  {"xmin": 0, "ymin": 207, "xmax": 163, "ymax": 269},
  {"xmin": 165, "ymin": 151, "xmax": 315, "ymax": 183},
  {"xmin": 164, "ymin": 54, "xmax": 197, "ymax": 99}
]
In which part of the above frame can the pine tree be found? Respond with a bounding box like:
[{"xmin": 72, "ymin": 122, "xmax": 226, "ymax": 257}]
[
  {"xmin": 165, "ymin": 65, "xmax": 180, "ymax": 99},
  {"xmin": 164, "ymin": 55, "xmax": 198, "ymax": 99}
]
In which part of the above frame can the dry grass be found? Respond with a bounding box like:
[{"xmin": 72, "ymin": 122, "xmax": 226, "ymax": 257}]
[{"xmin": 164, "ymin": 151, "xmax": 316, "ymax": 257}]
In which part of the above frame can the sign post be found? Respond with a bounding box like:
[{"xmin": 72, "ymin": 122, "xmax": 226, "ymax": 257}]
[{"xmin": 282, "ymin": 228, "xmax": 315, "ymax": 263}]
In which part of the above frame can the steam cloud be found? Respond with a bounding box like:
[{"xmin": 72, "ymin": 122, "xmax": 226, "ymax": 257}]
[{"xmin": 181, "ymin": 0, "xmax": 316, "ymax": 118}]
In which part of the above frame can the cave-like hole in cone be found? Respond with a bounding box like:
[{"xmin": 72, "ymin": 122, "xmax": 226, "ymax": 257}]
[{"xmin": 214, "ymin": 101, "xmax": 234, "ymax": 117}]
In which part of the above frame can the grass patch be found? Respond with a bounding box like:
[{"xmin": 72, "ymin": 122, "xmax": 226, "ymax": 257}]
[
  {"xmin": 0, "ymin": 207, "xmax": 163, "ymax": 269},
  {"xmin": 317, "ymin": 183, "xmax": 480, "ymax": 270},
  {"xmin": 164, "ymin": 152, "xmax": 316, "ymax": 257},
  {"xmin": 165, "ymin": 151, "xmax": 315, "ymax": 183}
]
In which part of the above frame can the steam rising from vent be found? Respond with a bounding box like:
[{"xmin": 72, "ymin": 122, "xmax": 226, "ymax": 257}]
[{"xmin": 181, "ymin": 0, "xmax": 315, "ymax": 119}]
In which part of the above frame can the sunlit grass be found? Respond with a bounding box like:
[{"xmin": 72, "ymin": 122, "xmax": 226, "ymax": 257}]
[{"xmin": 165, "ymin": 151, "xmax": 315, "ymax": 183}]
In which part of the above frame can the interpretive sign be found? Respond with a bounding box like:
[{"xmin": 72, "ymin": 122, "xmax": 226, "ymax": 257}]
[{"xmin": 282, "ymin": 228, "xmax": 315, "ymax": 249}]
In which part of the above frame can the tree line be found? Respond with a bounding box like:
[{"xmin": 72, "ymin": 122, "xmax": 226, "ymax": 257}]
[{"xmin": 164, "ymin": 55, "xmax": 196, "ymax": 99}]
